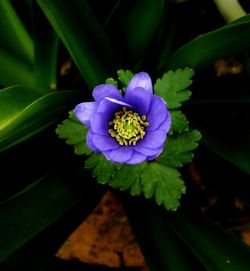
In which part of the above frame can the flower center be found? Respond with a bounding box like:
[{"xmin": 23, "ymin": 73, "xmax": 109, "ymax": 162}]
[{"xmin": 108, "ymin": 107, "xmax": 149, "ymax": 146}]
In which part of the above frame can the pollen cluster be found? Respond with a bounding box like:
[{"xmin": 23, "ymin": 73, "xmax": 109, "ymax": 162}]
[{"xmin": 108, "ymin": 107, "xmax": 149, "ymax": 146}]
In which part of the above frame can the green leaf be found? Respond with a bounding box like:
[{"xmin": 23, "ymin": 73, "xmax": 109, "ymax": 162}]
[
  {"xmin": 37, "ymin": 0, "xmax": 117, "ymax": 89},
  {"xmin": 166, "ymin": 14, "xmax": 250, "ymax": 71},
  {"xmin": 170, "ymin": 110, "xmax": 189, "ymax": 133},
  {"xmin": 157, "ymin": 130, "xmax": 201, "ymax": 168},
  {"xmin": 56, "ymin": 112, "xmax": 92, "ymax": 156},
  {"xmin": 154, "ymin": 68, "xmax": 194, "ymax": 109},
  {"xmin": 0, "ymin": 86, "xmax": 44, "ymax": 130},
  {"xmin": 85, "ymin": 153, "xmax": 118, "ymax": 185},
  {"xmin": 87, "ymin": 159, "xmax": 144, "ymax": 196},
  {"xmin": 167, "ymin": 209, "xmax": 250, "ymax": 271},
  {"xmin": 0, "ymin": 0, "xmax": 34, "ymax": 65},
  {"xmin": 141, "ymin": 162, "xmax": 185, "ymax": 210},
  {"xmin": 33, "ymin": 2, "xmax": 59, "ymax": 90},
  {"xmin": 111, "ymin": 163, "xmax": 144, "ymax": 193},
  {"xmin": 84, "ymin": 153, "xmax": 186, "ymax": 211},
  {"xmin": 117, "ymin": 69, "xmax": 134, "ymax": 86},
  {"xmin": 0, "ymin": 88, "xmax": 82, "ymax": 152},
  {"xmin": 111, "ymin": 0, "xmax": 165, "ymax": 62},
  {"xmin": 122, "ymin": 197, "xmax": 207, "ymax": 271},
  {"xmin": 124, "ymin": 197, "xmax": 250, "ymax": 271},
  {"xmin": 154, "ymin": 10, "xmax": 178, "ymax": 74},
  {"xmin": 0, "ymin": 49, "xmax": 35, "ymax": 87},
  {"xmin": 105, "ymin": 77, "xmax": 118, "ymax": 87},
  {"xmin": 0, "ymin": 160, "xmax": 102, "ymax": 268}
]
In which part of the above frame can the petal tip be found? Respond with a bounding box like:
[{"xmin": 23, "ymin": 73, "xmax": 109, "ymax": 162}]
[
  {"xmin": 127, "ymin": 72, "xmax": 153, "ymax": 94},
  {"xmin": 74, "ymin": 102, "xmax": 97, "ymax": 126}
]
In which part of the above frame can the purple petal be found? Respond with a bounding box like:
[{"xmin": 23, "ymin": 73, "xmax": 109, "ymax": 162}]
[
  {"xmin": 134, "ymin": 144, "xmax": 163, "ymax": 156},
  {"xmin": 86, "ymin": 130, "xmax": 99, "ymax": 152},
  {"xmin": 91, "ymin": 134, "xmax": 118, "ymax": 151},
  {"xmin": 92, "ymin": 84, "xmax": 122, "ymax": 102},
  {"xmin": 124, "ymin": 87, "xmax": 151, "ymax": 115},
  {"xmin": 105, "ymin": 147, "xmax": 133, "ymax": 163},
  {"xmin": 147, "ymin": 96, "xmax": 169, "ymax": 131},
  {"xmin": 126, "ymin": 72, "xmax": 153, "ymax": 94},
  {"xmin": 147, "ymin": 149, "xmax": 163, "ymax": 161},
  {"xmin": 97, "ymin": 97, "xmax": 132, "ymax": 115},
  {"xmin": 140, "ymin": 130, "xmax": 166, "ymax": 149},
  {"xmin": 126, "ymin": 151, "xmax": 146, "ymax": 165},
  {"xmin": 157, "ymin": 114, "xmax": 171, "ymax": 133},
  {"xmin": 74, "ymin": 102, "xmax": 97, "ymax": 127},
  {"xmin": 90, "ymin": 113, "xmax": 109, "ymax": 136}
]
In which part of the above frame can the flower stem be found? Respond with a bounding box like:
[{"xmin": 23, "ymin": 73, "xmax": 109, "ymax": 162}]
[{"xmin": 213, "ymin": 0, "xmax": 246, "ymax": 23}]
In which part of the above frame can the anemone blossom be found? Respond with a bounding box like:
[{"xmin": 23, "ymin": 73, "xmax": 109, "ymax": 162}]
[{"xmin": 74, "ymin": 72, "xmax": 171, "ymax": 164}]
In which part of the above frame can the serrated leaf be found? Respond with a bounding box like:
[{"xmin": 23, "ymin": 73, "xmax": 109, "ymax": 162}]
[
  {"xmin": 130, "ymin": 176, "xmax": 143, "ymax": 196},
  {"xmin": 157, "ymin": 130, "xmax": 201, "ymax": 168},
  {"xmin": 105, "ymin": 77, "xmax": 118, "ymax": 86},
  {"xmin": 84, "ymin": 151, "xmax": 185, "ymax": 210},
  {"xmin": 56, "ymin": 112, "xmax": 92, "ymax": 155},
  {"xmin": 170, "ymin": 110, "xmax": 189, "ymax": 133},
  {"xmin": 141, "ymin": 162, "xmax": 185, "ymax": 210},
  {"xmin": 86, "ymin": 155, "xmax": 143, "ymax": 198},
  {"xmin": 74, "ymin": 142, "xmax": 92, "ymax": 156},
  {"xmin": 110, "ymin": 163, "xmax": 145, "ymax": 193},
  {"xmin": 117, "ymin": 69, "xmax": 134, "ymax": 86},
  {"xmin": 84, "ymin": 153, "xmax": 118, "ymax": 185},
  {"xmin": 154, "ymin": 68, "xmax": 194, "ymax": 109}
]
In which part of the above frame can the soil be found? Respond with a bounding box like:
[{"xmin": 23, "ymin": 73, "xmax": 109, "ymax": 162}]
[{"xmin": 56, "ymin": 191, "xmax": 148, "ymax": 270}]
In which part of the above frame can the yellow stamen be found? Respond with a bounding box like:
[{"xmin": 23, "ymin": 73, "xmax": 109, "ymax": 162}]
[{"xmin": 108, "ymin": 107, "xmax": 149, "ymax": 146}]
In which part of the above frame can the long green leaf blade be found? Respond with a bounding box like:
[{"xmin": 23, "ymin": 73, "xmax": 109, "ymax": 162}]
[
  {"xmin": 0, "ymin": 0, "xmax": 34, "ymax": 65},
  {"xmin": 33, "ymin": 2, "xmax": 59, "ymax": 90},
  {"xmin": 114, "ymin": 0, "xmax": 165, "ymax": 62},
  {"xmin": 167, "ymin": 208, "xmax": 250, "ymax": 271},
  {"xmin": 122, "ymin": 196, "xmax": 206, "ymax": 271},
  {"xmin": 0, "ymin": 87, "xmax": 83, "ymax": 151},
  {"xmin": 166, "ymin": 14, "xmax": 250, "ymax": 70},
  {"xmin": 0, "ymin": 161, "xmax": 102, "ymax": 266},
  {"xmin": 37, "ymin": 0, "xmax": 116, "ymax": 89},
  {"xmin": 0, "ymin": 49, "xmax": 35, "ymax": 87},
  {"xmin": 0, "ymin": 86, "xmax": 44, "ymax": 129}
]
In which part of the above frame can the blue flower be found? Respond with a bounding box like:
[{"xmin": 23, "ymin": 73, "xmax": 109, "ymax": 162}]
[{"xmin": 74, "ymin": 72, "xmax": 171, "ymax": 164}]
